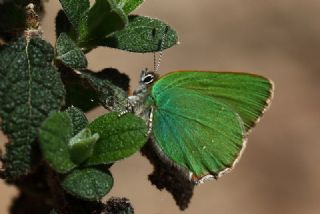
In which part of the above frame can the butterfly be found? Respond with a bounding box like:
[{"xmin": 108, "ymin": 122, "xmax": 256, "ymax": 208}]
[{"xmin": 128, "ymin": 69, "xmax": 273, "ymax": 184}]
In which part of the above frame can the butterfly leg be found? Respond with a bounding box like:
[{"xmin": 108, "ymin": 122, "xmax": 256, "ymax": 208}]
[
  {"xmin": 147, "ymin": 107, "xmax": 154, "ymax": 135},
  {"xmin": 117, "ymin": 103, "xmax": 133, "ymax": 117},
  {"xmin": 117, "ymin": 109, "xmax": 130, "ymax": 117},
  {"xmin": 117, "ymin": 95, "xmax": 139, "ymax": 117}
]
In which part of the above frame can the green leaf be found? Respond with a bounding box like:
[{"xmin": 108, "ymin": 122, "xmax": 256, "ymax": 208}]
[
  {"xmin": 56, "ymin": 33, "xmax": 87, "ymax": 69},
  {"xmin": 0, "ymin": 37, "xmax": 65, "ymax": 179},
  {"xmin": 68, "ymin": 128, "xmax": 99, "ymax": 164},
  {"xmin": 2, "ymin": 143, "xmax": 35, "ymax": 180},
  {"xmin": 65, "ymin": 106, "xmax": 88, "ymax": 135},
  {"xmin": 100, "ymin": 15, "xmax": 178, "ymax": 52},
  {"xmin": 61, "ymin": 168, "xmax": 113, "ymax": 201},
  {"xmin": 79, "ymin": 69, "xmax": 129, "ymax": 112},
  {"xmin": 39, "ymin": 112, "xmax": 77, "ymax": 173},
  {"xmin": 116, "ymin": 0, "xmax": 144, "ymax": 14},
  {"xmin": 59, "ymin": 0, "xmax": 90, "ymax": 29},
  {"xmin": 78, "ymin": 0, "xmax": 128, "ymax": 48},
  {"xmin": 86, "ymin": 112, "xmax": 147, "ymax": 165},
  {"xmin": 63, "ymin": 68, "xmax": 129, "ymax": 112}
]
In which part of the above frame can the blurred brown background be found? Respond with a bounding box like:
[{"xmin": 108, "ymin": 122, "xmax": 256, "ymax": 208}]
[{"xmin": 1, "ymin": 0, "xmax": 320, "ymax": 213}]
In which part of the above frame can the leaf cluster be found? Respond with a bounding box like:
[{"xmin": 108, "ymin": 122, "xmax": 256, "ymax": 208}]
[{"xmin": 0, "ymin": 0, "xmax": 179, "ymax": 208}]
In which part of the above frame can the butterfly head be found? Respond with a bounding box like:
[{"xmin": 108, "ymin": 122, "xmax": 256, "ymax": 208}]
[
  {"xmin": 132, "ymin": 68, "xmax": 158, "ymax": 98},
  {"xmin": 129, "ymin": 69, "xmax": 158, "ymax": 120},
  {"xmin": 139, "ymin": 68, "xmax": 158, "ymax": 87}
]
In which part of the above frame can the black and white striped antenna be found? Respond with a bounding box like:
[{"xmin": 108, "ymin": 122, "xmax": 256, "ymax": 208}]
[{"xmin": 153, "ymin": 26, "xmax": 169, "ymax": 73}]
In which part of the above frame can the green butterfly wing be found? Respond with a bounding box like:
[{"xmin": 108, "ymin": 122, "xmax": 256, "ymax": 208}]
[
  {"xmin": 150, "ymin": 71, "xmax": 273, "ymax": 182},
  {"xmin": 151, "ymin": 88, "xmax": 245, "ymax": 181},
  {"xmin": 152, "ymin": 71, "xmax": 273, "ymax": 131}
]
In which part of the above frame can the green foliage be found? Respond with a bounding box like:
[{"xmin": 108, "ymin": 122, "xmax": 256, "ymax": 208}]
[
  {"xmin": 39, "ymin": 108, "xmax": 147, "ymax": 172},
  {"xmin": 63, "ymin": 68, "xmax": 129, "ymax": 112},
  {"xmin": 56, "ymin": 33, "xmax": 87, "ymax": 69},
  {"xmin": 100, "ymin": 15, "xmax": 178, "ymax": 52},
  {"xmin": 39, "ymin": 111, "xmax": 77, "ymax": 173},
  {"xmin": 55, "ymin": 0, "xmax": 177, "ymax": 53},
  {"xmin": 39, "ymin": 107, "xmax": 91, "ymax": 171},
  {"xmin": 78, "ymin": 0, "xmax": 128, "ymax": 47},
  {"xmin": 65, "ymin": 106, "xmax": 88, "ymax": 135},
  {"xmin": 61, "ymin": 168, "xmax": 113, "ymax": 201},
  {"xmin": 116, "ymin": 0, "xmax": 144, "ymax": 14},
  {"xmin": 58, "ymin": 0, "xmax": 90, "ymax": 29},
  {"xmin": 68, "ymin": 128, "xmax": 99, "ymax": 164},
  {"xmin": 58, "ymin": 0, "xmax": 128, "ymax": 51},
  {"xmin": 79, "ymin": 69, "xmax": 129, "ymax": 112},
  {"xmin": 0, "ymin": 0, "xmax": 181, "ymax": 211},
  {"xmin": 39, "ymin": 109, "xmax": 146, "ymax": 201},
  {"xmin": 0, "ymin": 37, "xmax": 65, "ymax": 179},
  {"xmin": 86, "ymin": 112, "xmax": 148, "ymax": 165}
]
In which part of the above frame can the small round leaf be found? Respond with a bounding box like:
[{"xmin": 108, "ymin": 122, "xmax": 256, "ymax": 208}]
[
  {"xmin": 61, "ymin": 168, "xmax": 113, "ymax": 201},
  {"xmin": 39, "ymin": 112, "xmax": 77, "ymax": 173},
  {"xmin": 86, "ymin": 112, "xmax": 147, "ymax": 165},
  {"xmin": 56, "ymin": 33, "xmax": 87, "ymax": 69},
  {"xmin": 100, "ymin": 15, "xmax": 178, "ymax": 52},
  {"xmin": 68, "ymin": 128, "xmax": 99, "ymax": 164}
]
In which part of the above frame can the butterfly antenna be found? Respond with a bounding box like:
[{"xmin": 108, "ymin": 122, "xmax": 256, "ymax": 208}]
[
  {"xmin": 154, "ymin": 26, "xmax": 169, "ymax": 73},
  {"xmin": 153, "ymin": 52, "xmax": 157, "ymax": 72}
]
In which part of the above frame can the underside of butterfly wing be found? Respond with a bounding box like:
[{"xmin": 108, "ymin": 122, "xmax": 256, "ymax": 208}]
[
  {"xmin": 151, "ymin": 88, "xmax": 246, "ymax": 183},
  {"xmin": 152, "ymin": 71, "xmax": 273, "ymax": 132}
]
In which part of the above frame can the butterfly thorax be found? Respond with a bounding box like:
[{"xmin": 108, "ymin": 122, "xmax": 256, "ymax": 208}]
[{"xmin": 128, "ymin": 69, "xmax": 158, "ymax": 123}]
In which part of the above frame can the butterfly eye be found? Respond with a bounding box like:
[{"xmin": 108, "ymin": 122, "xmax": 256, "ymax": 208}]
[{"xmin": 142, "ymin": 74, "xmax": 155, "ymax": 84}]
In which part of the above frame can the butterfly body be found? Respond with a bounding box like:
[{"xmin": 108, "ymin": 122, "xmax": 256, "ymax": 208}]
[
  {"xmin": 128, "ymin": 70, "xmax": 155, "ymax": 132},
  {"xmin": 129, "ymin": 70, "xmax": 273, "ymax": 184}
]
